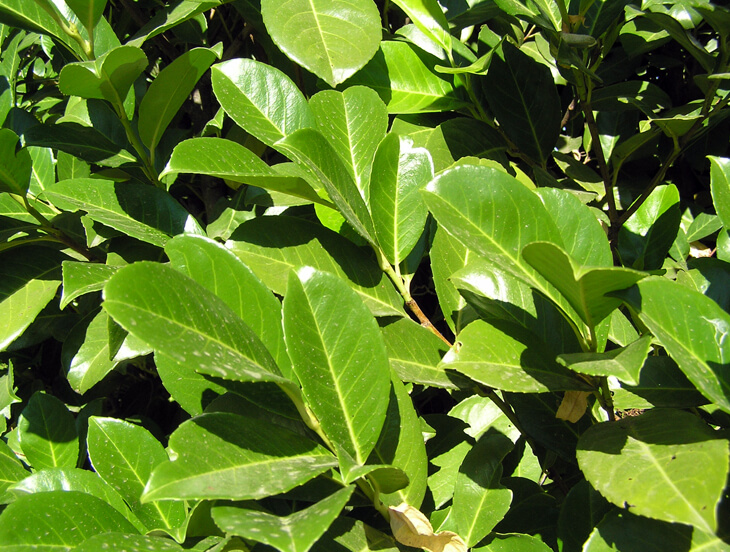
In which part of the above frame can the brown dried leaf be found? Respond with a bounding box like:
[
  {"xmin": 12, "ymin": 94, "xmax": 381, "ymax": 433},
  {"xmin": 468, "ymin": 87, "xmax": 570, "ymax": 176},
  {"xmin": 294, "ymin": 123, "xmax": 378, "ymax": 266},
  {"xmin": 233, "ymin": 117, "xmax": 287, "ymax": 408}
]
[
  {"xmin": 388, "ymin": 503, "xmax": 467, "ymax": 552},
  {"xmin": 556, "ymin": 390, "xmax": 591, "ymax": 422}
]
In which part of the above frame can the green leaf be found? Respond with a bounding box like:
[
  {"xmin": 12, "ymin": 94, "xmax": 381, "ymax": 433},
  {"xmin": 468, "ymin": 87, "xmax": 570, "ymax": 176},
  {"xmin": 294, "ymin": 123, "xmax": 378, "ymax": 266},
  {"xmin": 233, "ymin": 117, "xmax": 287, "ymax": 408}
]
[
  {"xmin": 212, "ymin": 486, "xmax": 354, "ymax": 552},
  {"xmin": 17, "ymin": 392, "xmax": 78, "ymax": 470},
  {"xmin": 557, "ymin": 334, "xmax": 653, "ymax": 385},
  {"xmin": 7, "ymin": 467, "xmax": 144, "ymax": 532},
  {"xmin": 283, "ymin": 268, "xmax": 391, "ymax": 466},
  {"xmin": 139, "ymin": 46, "xmax": 221, "ymax": 152},
  {"xmin": 522, "ymin": 241, "xmax": 647, "ymax": 330},
  {"xmin": 0, "ymin": 248, "xmax": 62, "ymax": 352},
  {"xmin": 390, "ymin": 0, "xmax": 453, "ymax": 56},
  {"xmin": 0, "ymin": 0, "xmax": 83, "ymax": 58},
  {"xmin": 45, "ymin": 178, "xmax": 203, "ymax": 247},
  {"xmin": 482, "ymin": 42, "xmax": 561, "ymax": 166},
  {"xmin": 368, "ymin": 375, "xmax": 428, "ymax": 507},
  {"xmin": 380, "ymin": 317, "xmax": 466, "ymax": 389},
  {"xmin": 60, "ymin": 261, "xmax": 116, "ymax": 309},
  {"xmin": 583, "ymin": 509, "xmax": 727, "ymax": 552},
  {"xmin": 0, "ymin": 128, "xmax": 30, "ymax": 195},
  {"xmin": 556, "ymin": 480, "xmax": 613, "ymax": 552},
  {"xmin": 440, "ymin": 320, "xmax": 591, "ymax": 392},
  {"xmin": 74, "ymin": 533, "xmax": 185, "ymax": 552},
  {"xmin": 0, "ymin": 491, "xmax": 138, "ymax": 551},
  {"xmin": 61, "ymin": 309, "xmax": 117, "ymax": 394},
  {"xmin": 66, "ymin": 0, "xmax": 107, "ymax": 34},
  {"xmin": 474, "ymin": 533, "xmax": 553, "ymax": 552},
  {"xmin": 343, "ymin": 41, "xmax": 468, "ymax": 113},
  {"xmin": 310, "ymin": 517, "xmax": 404, "ymax": 552},
  {"xmin": 370, "ymin": 133, "xmax": 433, "ymax": 265},
  {"xmin": 88, "ymin": 417, "xmax": 186, "ymax": 536},
  {"xmin": 0, "ymin": 442, "xmax": 28, "ymax": 497},
  {"xmin": 103, "ymin": 262, "xmax": 288, "ymax": 386},
  {"xmin": 309, "ymin": 86, "xmax": 388, "ymax": 196},
  {"xmin": 23, "ymin": 122, "xmax": 137, "ymax": 167},
  {"xmin": 211, "ymin": 58, "xmax": 315, "ymax": 147},
  {"xmin": 142, "ymin": 413, "xmax": 337, "ymax": 501},
  {"xmin": 59, "ymin": 45, "xmax": 147, "ymax": 106},
  {"xmin": 261, "ymin": 0, "xmax": 380, "ymax": 87},
  {"xmin": 226, "ymin": 215, "xmax": 403, "ymax": 317},
  {"xmin": 0, "ymin": 363, "xmax": 20, "ymax": 419},
  {"xmin": 126, "ymin": 0, "xmax": 221, "ymax": 47},
  {"xmin": 154, "ymin": 352, "xmax": 227, "ymax": 417},
  {"xmin": 421, "ymin": 165, "xmax": 587, "ymax": 339},
  {"xmin": 709, "ymin": 156, "xmax": 730, "ymax": 229},
  {"xmin": 165, "ymin": 234, "xmax": 292, "ymax": 380},
  {"xmin": 618, "ymin": 184, "xmax": 681, "ymax": 270},
  {"xmin": 577, "ymin": 409, "xmax": 729, "ymax": 533},
  {"xmin": 161, "ymin": 137, "xmax": 327, "ymax": 206},
  {"xmin": 617, "ymin": 277, "xmax": 730, "ymax": 413},
  {"xmin": 441, "ymin": 433, "xmax": 513, "ymax": 547},
  {"xmin": 277, "ymin": 128, "xmax": 377, "ymax": 245}
]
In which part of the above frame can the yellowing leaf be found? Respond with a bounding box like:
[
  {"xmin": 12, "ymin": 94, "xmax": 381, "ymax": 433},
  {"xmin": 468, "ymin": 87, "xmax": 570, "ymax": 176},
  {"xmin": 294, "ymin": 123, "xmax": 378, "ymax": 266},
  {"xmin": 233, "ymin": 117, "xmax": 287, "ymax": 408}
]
[
  {"xmin": 388, "ymin": 503, "xmax": 466, "ymax": 552},
  {"xmin": 556, "ymin": 391, "xmax": 591, "ymax": 422}
]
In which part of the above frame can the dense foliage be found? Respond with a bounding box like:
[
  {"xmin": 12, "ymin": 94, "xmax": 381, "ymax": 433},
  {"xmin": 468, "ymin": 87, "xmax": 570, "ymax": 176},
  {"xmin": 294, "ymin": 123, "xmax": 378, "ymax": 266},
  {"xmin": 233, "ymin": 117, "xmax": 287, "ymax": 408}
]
[{"xmin": 0, "ymin": 0, "xmax": 729, "ymax": 550}]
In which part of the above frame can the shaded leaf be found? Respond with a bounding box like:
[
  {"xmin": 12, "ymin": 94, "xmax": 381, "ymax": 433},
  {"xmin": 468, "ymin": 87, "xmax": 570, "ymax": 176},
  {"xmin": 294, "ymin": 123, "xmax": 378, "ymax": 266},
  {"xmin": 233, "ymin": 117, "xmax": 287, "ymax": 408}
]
[
  {"xmin": 0, "ymin": 128, "xmax": 30, "ymax": 195},
  {"xmin": 60, "ymin": 261, "xmax": 116, "ymax": 309},
  {"xmin": 142, "ymin": 413, "xmax": 337, "ymax": 501},
  {"xmin": 212, "ymin": 486, "xmax": 354, "ymax": 552},
  {"xmin": 17, "ymin": 392, "xmax": 78, "ymax": 470},
  {"xmin": 577, "ymin": 409, "xmax": 728, "ymax": 533},
  {"xmin": 391, "ymin": 0, "xmax": 453, "ymax": 55},
  {"xmin": 74, "ymin": 533, "xmax": 184, "ymax": 552},
  {"xmin": 389, "ymin": 503, "xmax": 466, "ymax": 552},
  {"xmin": 61, "ymin": 309, "xmax": 117, "ymax": 394},
  {"xmin": 557, "ymin": 334, "xmax": 653, "ymax": 385},
  {"xmin": 88, "ymin": 417, "xmax": 186, "ymax": 536},
  {"xmin": 66, "ymin": 0, "xmax": 107, "ymax": 34},
  {"xmin": 709, "ymin": 156, "xmax": 730, "ymax": 229},
  {"xmin": 45, "ymin": 178, "xmax": 202, "ymax": 247}
]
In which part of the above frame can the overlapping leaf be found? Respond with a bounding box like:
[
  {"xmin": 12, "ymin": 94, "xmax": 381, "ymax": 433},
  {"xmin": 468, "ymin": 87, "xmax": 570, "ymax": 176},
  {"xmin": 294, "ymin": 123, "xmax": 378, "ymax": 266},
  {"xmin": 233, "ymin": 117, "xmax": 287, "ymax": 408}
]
[
  {"xmin": 17, "ymin": 392, "xmax": 78, "ymax": 470},
  {"xmin": 142, "ymin": 413, "xmax": 337, "ymax": 501},
  {"xmin": 283, "ymin": 268, "xmax": 391, "ymax": 467}
]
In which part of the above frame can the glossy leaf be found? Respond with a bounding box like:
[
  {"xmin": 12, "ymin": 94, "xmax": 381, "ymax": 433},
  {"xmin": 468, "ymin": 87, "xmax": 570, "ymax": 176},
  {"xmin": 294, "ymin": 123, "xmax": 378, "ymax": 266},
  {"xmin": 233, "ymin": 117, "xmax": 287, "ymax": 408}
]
[
  {"xmin": 165, "ymin": 234, "xmax": 292, "ymax": 380},
  {"xmin": 474, "ymin": 534, "xmax": 553, "ymax": 552},
  {"xmin": 211, "ymin": 58, "xmax": 315, "ymax": 147},
  {"xmin": 343, "ymin": 41, "xmax": 468, "ymax": 113},
  {"xmin": 0, "ymin": 491, "xmax": 138, "ymax": 551},
  {"xmin": 226, "ymin": 215, "xmax": 402, "ymax": 316},
  {"xmin": 391, "ymin": 0, "xmax": 452, "ymax": 55},
  {"xmin": 60, "ymin": 261, "xmax": 116, "ymax": 309},
  {"xmin": 139, "ymin": 46, "xmax": 221, "ymax": 151},
  {"xmin": 88, "ymin": 417, "xmax": 186, "ymax": 536},
  {"xmin": 74, "ymin": 533, "xmax": 185, "ymax": 552},
  {"xmin": 142, "ymin": 412, "xmax": 337, "ymax": 501},
  {"xmin": 441, "ymin": 433, "xmax": 514, "ymax": 547},
  {"xmin": 103, "ymin": 262, "xmax": 289, "ymax": 387},
  {"xmin": 557, "ymin": 334, "xmax": 652, "ymax": 385},
  {"xmin": 62, "ymin": 309, "xmax": 117, "ymax": 394},
  {"xmin": 261, "ymin": 0, "xmax": 380, "ymax": 87},
  {"xmin": 45, "ymin": 178, "xmax": 202, "ymax": 247},
  {"xmin": 212, "ymin": 486, "xmax": 354, "ymax": 552},
  {"xmin": 0, "ymin": 128, "xmax": 30, "ymax": 195},
  {"xmin": 482, "ymin": 42, "xmax": 561, "ymax": 166},
  {"xmin": 522, "ymin": 241, "xmax": 647, "ymax": 330},
  {"xmin": 0, "ymin": 441, "xmax": 28, "ymax": 497},
  {"xmin": 422, "ymin": 165, "xmax": 587, "ymax": 339},
  {"xmin": 277, "ymin": 128, "xmax": 377, "ymax": 245},
  {"xmin": 618, "ymin": 184, "xmax": 681, "ymax": 270},
  {"xmin": 368, "ymin": 375, "xmax": 428, "ymax": 507},
  {"xmin": 17, "ymin": 392, "xmax": 79, "ymax": 470},
  {"xmin": 0, "ymin": 0, "xmax": 83, "ymax": 57},
  {"xmin": 58, "ymin": 45, "xmax": 147, "ymax": 105},
  {"xmin": 440, "ymin": 320, "xmax": 591, "ymax": 392},
  {"xmin": 309, "ymin": 86, "xmax": 388, "ymax": 196},
  {"xmin": 577, "ymin": 409, "xmax": 728, "ymax": 533},
  {"xmin": 66, "ymin": 0, "xmax": 107, "ymax": 34},
  {"xmin": 0, "ymin": 248, "xmax": 63, "ymax": 351},
  {"xmin": 126, "ymin": 0, "xmax": 221, "ymax": 47},
  {"xmin": 380, "ymin": 317, "xmax": 466, "ymax": 389},
  {"xmin": 283, "ymin": 268, "xmax": 391, "ymax": 466},
  {"xmin": 154, "ymin": 352, "xmax": 228, "ymax": 416},
  {"xmin": 161, "ymin": 137, "xmax": 326, "ymax": 205},
  {"xmin": 370, "ymin": 133, "xmax": 433, "ymax": 265},
  {"xmin": 709, "ymin": 156, "xmax": 730, "ymax": 229},
  {"xmin": 617, "ymin": 277, "xmax": 730, "ymax": 413},
  {"xmin": 7, "ymin": 467, "xmax": 144, "ymax": 532},
  {"xmin": 310, "ymin": 517, "xmax": 403, "ymax": 552}
]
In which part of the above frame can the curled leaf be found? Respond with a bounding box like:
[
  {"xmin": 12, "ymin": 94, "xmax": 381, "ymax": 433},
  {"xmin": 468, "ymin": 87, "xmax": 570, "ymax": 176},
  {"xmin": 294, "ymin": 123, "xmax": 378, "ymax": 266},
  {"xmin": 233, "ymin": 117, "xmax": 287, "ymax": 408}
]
[
  {"xmin": 388, "ymin": 503, "xmax": 466, "ymax": 552},
  {"xmin": 556, "ymin": 390, "xmax": 592, "ymax": 422}
]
